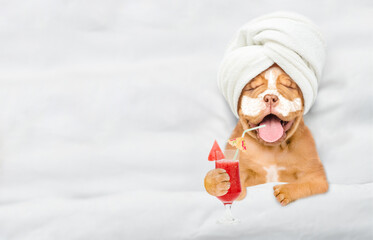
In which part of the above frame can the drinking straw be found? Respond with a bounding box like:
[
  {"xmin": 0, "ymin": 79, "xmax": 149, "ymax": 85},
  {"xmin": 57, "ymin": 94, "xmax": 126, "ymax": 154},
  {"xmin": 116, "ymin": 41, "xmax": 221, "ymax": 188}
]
[{"xmin": 232, "ymin": 125, "xmax": 266, "ymax": 161}]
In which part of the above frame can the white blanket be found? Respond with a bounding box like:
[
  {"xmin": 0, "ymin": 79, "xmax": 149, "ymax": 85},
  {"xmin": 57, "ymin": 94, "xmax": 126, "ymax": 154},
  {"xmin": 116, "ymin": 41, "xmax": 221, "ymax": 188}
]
[{"xmin": 0, "ymin": 0, "xmax": 372, "ymax": 239}]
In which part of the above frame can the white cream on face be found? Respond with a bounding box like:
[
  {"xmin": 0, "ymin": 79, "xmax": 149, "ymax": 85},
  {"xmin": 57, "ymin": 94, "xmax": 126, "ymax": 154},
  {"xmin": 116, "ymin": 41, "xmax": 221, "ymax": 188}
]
[
  {"xmin": 265, "ymin": 68, "xmax": 277, "ymax": 89},
  {"xmin": 241, "ymin": 67, "xmax": 302, "ymax": 117},
  {"xmin": 241, "ymin": 96, "xmax": 267, "ymax": 116}
]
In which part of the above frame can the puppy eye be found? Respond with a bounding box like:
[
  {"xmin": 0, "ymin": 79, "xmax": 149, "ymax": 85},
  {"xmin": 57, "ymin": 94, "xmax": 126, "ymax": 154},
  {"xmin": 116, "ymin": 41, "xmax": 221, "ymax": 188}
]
[
  {"xmin": 281, "ymin": 83, "xmax": 296, "ymax": 90},
  {"xmin": 247, "ymin": 84, "xmax": 264, "ymax": 91}
]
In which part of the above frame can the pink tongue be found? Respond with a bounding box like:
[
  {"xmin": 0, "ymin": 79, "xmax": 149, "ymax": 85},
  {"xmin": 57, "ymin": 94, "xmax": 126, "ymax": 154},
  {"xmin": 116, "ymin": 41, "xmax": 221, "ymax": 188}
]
[{"xmin": 259, "ymin": 115, "xmax": 284, "ymax": 143}]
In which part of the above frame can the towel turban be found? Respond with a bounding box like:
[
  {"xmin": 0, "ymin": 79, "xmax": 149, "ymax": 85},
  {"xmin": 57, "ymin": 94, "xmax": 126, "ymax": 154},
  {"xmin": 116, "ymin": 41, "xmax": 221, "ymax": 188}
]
[{"xmin": 217, "ymin": 12, "xmax": 326, "ymax": 118}]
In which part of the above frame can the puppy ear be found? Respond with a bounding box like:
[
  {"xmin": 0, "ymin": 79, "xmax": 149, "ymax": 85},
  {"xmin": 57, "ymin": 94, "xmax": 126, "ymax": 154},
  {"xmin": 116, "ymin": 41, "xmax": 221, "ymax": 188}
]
[
  {"xmin": 239, "ymin": 115, "xmax": 249, "ymax": 130},
  {"xmin": 237, "ymin": 102, "xmax": 247, "ymax": 128},
  {"xmin": 237, "ymin": 91, "xmax": 244, "ymax": 114}
]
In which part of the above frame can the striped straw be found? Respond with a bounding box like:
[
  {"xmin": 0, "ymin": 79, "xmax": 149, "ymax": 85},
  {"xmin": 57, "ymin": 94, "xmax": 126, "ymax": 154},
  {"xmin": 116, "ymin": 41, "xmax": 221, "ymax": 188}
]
[{"xmin": 232, "ymin": 125, "xmax": 266, "ymax": 161}]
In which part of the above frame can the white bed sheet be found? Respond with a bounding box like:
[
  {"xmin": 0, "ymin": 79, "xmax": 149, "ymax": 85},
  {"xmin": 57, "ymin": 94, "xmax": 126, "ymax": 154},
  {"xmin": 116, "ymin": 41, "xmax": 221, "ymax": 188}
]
[{"xmin": 0, "ymin": 0, "xmax": 372, "ymax": 239}]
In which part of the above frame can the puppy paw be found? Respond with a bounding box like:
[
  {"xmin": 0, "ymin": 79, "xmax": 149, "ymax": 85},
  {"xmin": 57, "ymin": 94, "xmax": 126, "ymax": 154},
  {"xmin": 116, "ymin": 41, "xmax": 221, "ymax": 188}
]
[
  {"xmin": 204, "ymin": 168, "xmax": 230, "ymax": 196},
  {"xmin": 273, "ymin": 184, "xmax": 294, "ymax": 206}
]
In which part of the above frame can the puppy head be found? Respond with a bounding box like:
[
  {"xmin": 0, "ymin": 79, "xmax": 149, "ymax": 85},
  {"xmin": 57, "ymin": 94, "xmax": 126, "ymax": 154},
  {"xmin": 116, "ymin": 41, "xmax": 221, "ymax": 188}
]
[{"xmin": 237, "ymin": 64, "xmax": 304, "ymax": 145}]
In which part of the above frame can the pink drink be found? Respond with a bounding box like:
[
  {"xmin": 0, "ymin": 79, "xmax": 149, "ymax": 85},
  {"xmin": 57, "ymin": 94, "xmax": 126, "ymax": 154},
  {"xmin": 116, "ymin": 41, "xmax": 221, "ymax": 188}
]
[{"xmin": 215, "ymin": 159, "xmax": 241, "ymax": 205}]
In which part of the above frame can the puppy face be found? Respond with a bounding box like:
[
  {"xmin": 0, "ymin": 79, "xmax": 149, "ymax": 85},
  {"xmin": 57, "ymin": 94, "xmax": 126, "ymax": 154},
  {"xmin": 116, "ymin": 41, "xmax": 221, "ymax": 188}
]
[{"xmin": 237, "ymin": 65, "xmax": 304, "ymax": 145}]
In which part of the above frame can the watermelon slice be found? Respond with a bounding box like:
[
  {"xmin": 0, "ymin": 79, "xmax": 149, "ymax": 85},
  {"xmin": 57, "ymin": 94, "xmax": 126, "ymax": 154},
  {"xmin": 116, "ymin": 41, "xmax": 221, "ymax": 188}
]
[{"xmin": 208, "ymin": 140, "xmax": 225, "ymax": 161}]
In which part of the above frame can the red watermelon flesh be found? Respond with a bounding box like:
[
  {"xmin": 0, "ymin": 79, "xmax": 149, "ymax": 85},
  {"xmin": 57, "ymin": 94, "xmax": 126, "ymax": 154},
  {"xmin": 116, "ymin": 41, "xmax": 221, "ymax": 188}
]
[{"xmin": 208, "ymin": 140, "xmax": 225, "ymax": 161}]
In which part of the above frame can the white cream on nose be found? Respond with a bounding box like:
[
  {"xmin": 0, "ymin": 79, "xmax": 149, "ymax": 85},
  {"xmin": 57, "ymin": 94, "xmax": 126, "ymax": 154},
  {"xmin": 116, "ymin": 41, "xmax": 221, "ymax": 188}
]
[
  {"xmin": 265, "ymin": 68, "xmax": 277, "ymax": 90},
  {"xmin": 241, "ymin": 67, "xmax": 302, "ymax": 117}
]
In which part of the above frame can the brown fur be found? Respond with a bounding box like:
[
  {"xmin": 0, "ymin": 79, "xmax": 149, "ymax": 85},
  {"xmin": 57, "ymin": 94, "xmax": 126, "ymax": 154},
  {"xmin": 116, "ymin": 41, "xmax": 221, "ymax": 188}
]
[{"xmin": 204, "ymin": 64, "xmax": 328, "ymax": 206}]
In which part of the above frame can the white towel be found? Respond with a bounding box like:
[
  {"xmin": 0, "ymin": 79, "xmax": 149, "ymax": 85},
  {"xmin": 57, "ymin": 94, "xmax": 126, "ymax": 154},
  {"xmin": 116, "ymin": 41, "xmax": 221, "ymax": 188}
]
[{"xmin": 217, "ymin": 12, "xmax": 326, "ymax": 118}]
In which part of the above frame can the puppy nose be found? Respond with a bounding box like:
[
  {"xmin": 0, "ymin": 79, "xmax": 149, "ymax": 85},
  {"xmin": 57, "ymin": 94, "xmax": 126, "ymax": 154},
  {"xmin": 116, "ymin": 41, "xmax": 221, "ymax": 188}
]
[{"xmin": 263, "ymin": 94, "xmax": 279, "ymax": 106}]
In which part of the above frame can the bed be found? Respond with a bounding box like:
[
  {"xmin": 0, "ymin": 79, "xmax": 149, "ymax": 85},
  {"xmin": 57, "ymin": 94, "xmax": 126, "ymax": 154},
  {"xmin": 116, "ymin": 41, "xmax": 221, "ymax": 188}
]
[{"xmin": 0, "ymin": 0, "xmax": 372, "ymax": 239}]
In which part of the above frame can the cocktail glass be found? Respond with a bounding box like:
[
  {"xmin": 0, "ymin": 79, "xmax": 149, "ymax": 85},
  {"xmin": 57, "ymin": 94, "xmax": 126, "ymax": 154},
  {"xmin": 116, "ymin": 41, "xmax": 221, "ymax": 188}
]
[{"xmin": 215, "ymin": 150, "xmax": 241, "ymax": 224}]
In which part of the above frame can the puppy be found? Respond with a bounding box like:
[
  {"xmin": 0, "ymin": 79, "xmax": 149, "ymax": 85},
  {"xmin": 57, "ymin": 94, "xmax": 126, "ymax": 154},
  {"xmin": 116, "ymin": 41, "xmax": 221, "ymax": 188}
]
[{"xmin": 205, "ymin": 64, "xmax": 328, "ymax": 206}]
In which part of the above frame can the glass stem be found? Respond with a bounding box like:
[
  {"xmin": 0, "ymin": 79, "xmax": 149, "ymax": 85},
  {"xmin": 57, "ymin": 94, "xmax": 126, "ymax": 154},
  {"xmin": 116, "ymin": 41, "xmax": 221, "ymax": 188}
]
[{"xmin": 224, "ymin": 204, "xmax": 234, "ymax": 221}]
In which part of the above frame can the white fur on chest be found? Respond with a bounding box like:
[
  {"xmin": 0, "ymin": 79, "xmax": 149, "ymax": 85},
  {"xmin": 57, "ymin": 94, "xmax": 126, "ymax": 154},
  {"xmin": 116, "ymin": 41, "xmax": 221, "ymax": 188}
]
[{"xmin": 263, "ymin": 164, "xmax": 285, "ymax": 182}]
